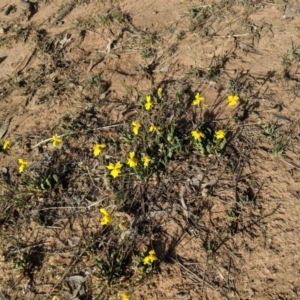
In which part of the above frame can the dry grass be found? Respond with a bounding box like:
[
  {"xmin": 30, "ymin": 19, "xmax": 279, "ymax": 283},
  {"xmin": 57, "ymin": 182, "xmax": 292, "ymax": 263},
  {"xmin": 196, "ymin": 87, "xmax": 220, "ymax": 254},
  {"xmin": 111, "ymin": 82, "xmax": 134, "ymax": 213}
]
[{"xmin": 0, "ymin": 0, "xmax": 299, "ymax": 299}]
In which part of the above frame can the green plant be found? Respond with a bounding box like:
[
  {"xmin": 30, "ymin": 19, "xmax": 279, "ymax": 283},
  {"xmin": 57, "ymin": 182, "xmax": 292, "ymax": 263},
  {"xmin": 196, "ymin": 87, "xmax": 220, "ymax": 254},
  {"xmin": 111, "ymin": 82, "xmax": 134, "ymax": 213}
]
[
  {"xmin": 227, "ymin": 210, "xmax": 239, "ymax": 233},
  {"xmin": 238, "ymin": 195, "xmax": 254, "ymax": 207},
  {"xmin": 188, "ymin": 8, "xmax": 200, "ymax": 19},
  {"xmin": 176, "ymin": 31, "xmax": 185, "ymax": 40},
  {"xmin": 175, "ymin": 90, "xmax": 183, "ymax": 104},
  {"xmin": 96, "ymin": 13, "xmax": 112, "ymax": 24},
  {"xmin": 140, "ymin": 48, "xmax": 152, "ymax": 58},
  {"xmin": 13, "ymin": 254, "xmax": 27, "ymax": 270},
  {"xmin": 94, "ymin": 247, "xmax": 130, "ymax": 285},
  {"xmin": 85, "ymin": 73, "xmax": 105, "ymax": 91},
  {"xmin": 282, "ymin": 43, "xmax": 300, "ymax": 69},
  {"xmin": 202, "ymin": 239, "xmax": 218, "ymax": 253},
  {"xmin": 272, "ymin": 139, "xmax": 286, "ymax": 156},
  {"xmin": 189, "ymin": 65, "xmax": 200, "ymax": 77},
  {"xmin": 262, "ymin": 123, "xmax": 277, "ymax": 137},
  {"xmin": 22, "ymin": 172, "xmax": 60, "ymax": 192}
]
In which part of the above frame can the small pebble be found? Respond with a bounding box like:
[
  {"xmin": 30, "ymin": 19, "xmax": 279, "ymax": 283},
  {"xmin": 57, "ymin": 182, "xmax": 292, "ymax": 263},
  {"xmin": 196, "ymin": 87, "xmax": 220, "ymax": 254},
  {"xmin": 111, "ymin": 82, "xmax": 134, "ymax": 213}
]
[
  {"xmin": 4, "ymin": 5, "xmax": 14, "ymax": 16},
  {"xmin": 272, "ymin": 114, "xmax": 291, "ymax": 124},
  {"xmin": 177, "ymin": 290, "xmax": 189, "ymax": 299},
  {"xmin": 284, "ymin": 6, "xmax": 300, "ymax": 18}
]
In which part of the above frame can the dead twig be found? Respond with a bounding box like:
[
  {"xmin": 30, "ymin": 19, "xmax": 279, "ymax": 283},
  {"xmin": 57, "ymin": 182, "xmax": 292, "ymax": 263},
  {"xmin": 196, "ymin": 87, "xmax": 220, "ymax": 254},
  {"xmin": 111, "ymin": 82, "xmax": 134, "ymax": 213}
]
[
  {"xmin": 281, "ymin": 157, "xmax": 300, "ymax": 170},
  {"xmin": 172, "ymin": 257, "xmax": 215, "ymax": 289},
  {"xmin": 31, "ymin": 124, "xmax": 122, "ymax": 148}
]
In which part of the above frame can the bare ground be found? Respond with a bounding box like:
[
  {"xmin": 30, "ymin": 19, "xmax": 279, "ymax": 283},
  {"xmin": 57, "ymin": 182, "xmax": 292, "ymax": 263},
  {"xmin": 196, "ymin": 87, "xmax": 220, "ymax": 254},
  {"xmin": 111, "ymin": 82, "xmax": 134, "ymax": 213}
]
[{"xmin": 1, "ymin": 0, "xmax": 300, "ymax": 299}]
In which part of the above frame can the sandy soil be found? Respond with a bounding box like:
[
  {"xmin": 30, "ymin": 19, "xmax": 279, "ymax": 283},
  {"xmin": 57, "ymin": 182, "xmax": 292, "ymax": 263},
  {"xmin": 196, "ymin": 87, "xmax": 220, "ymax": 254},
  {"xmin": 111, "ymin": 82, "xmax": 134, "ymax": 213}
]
[{"xmin": 1, "ymin": 0, "xmax": 300, "ymax": 299}]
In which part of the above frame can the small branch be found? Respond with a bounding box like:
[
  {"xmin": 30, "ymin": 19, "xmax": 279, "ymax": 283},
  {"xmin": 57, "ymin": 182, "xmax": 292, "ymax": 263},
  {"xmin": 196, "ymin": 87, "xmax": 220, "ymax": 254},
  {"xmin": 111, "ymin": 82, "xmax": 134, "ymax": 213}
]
[
  {"xmin": 172, "ymin": 257, "xmax": 215, "ymax": 289},
  {"xmin": 31, "ymin": 124, "xmax": 122, "ymax": 149},
  {"xmin": 213, "ymin": 33, "xmax": 249, "ymax": 38},
  {"xmin": 281, "ymin": 157, "xmax": 300, "ymax": 170},
  {"xmin": 8, "ymin": 242, "xmax": 50, "ymax": 254},
  {"xmin": 31, "ymin": 133, "xmax": 72, "ymax": 149}
]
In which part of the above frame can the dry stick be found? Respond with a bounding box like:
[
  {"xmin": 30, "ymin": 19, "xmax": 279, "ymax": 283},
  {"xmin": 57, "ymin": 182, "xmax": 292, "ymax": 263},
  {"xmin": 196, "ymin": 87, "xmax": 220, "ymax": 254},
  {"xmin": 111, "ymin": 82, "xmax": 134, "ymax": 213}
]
[
  {"xmin": 227, "ymin": 256, "xmax": 232, "ymax": 290},
  {"xmin": 281, "ymin": 157, "xmax": 300, "ymax": 170},
  {"xmin": 37, "ymin": 226, "xmax": 62, "ymax": 229},
  {"xmin": 14, "ymin": 49, "xmax": 36, "ymax": 75},
  {"xmin": 93, "ymin": 285, "xmax": 107, "ymax": 300},
  {"xmin": 234, "ymin": 156, "xmax": 244, "ymax": 205},
  {"xmin": 50, "ymin": 241, "xmax": 97, "ymax": 294},
  {"xmin": 87, "ymin": 197, "xmax": 108, "ymax": 209},
  {"xmin": 201, "ymin": 258, "xmax": 209, "ymax": 297},
  {"xmin": 31, "ymin": 133, "xmax": 73, "ymax": 148},
  {"xmin": 85, "ymin": 166, "xmax": 99, "ymax": 190},
  {"xmin": 0, "ymin": 292, "xmax": 10, "ymax": 300},
  {"xmin": 133, "ymin": 279, "xmax": 156, "ymax": 295},
  {"xmin": 31, "ymin": 206, "xmax": 87, "ymax": 211},
  {"xmin": 171, "ymin": 258, "xmax": 215, "ymax": 290},
  {"xmin": 9, "ymin": 242, "xmax": 50, "ymax": 254},
  {"xmin": 50, "ymin": 226, "xmax": 114, "ymax": 295},
  {"xmin": 31, "ymin": 124, "xmax": 122, "ymax": 149},
  {"xmin": 213, "ymin": 33, "xmax": 249, "ymax": 38}
]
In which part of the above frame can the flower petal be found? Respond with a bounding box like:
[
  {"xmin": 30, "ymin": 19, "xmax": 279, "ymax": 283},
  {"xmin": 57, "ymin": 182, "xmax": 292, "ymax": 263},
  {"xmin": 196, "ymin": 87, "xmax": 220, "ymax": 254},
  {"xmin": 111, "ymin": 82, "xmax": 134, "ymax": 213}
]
[
  {"xmin": 115, "ymin": 161, "xmax": 123, "ymax": 169},
  {"xmin": 111, "ymin": 168, "xmax": 120, "ymax": 178}
]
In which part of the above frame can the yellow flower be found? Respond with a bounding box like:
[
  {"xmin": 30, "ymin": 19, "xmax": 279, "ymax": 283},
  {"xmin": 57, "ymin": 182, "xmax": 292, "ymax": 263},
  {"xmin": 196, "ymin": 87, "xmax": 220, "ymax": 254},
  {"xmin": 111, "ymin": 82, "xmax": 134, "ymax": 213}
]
[
  {"xmin": 215, "ymin": 130, "xmax": 225, "ymax": 140},
  {"xmin": 149, "ymin": 124, "xmax": 160, "ymax": 133},
  {"xmin": 143, "ymin": 249, "xmax": 157, "ymax": 265},
  {"xmin": 157, "ymin": 87, "xmax": 163, "ymax": 99},
  {"xmin": 142, "ymin": 154, "xmax": 151, "ymax": 168},
  {"xmin": 100, "ymin": 208, "xmax": 113, "ymax": 225},
  {"xmin": 121, "ymin": 292, "xmax": 129, "ymax": 300},
  {"xmin": 52, "ymin": 297, "xmax": 60, "ymax": 300},
  {"xmin": 93, "ymin": 143, "xmax": 106, "ymax": 157},
  {"xmin": 2, "ymin": 139, "xmax": 10, "ymax": 150},
  {"xmin": 132, "ymin": 121, "xmax": 141, "ymax": 135},
  {"xmin": 192, "ymin": 93, "xmax": 204, "ymax": 106},
  {"xmin": 18, "ymin": 158, "xmax": 28, "ymax": 173},
  {"xmin": 127, "ymin": 152, "xmax": 138, "ymax": 168},
  {"xmin": 145, "ymin": 95, "xmax": 153, "ymax": 110},
  {"xmin": 227, "ymin": 95, "xmax": 239, "ymax": 106},
  {"xmin": 52, "ymin": 134, "xmax": 62, "ymax": 147},
  {"xmin": 107, "ymin": 161, "xmax": 123, "ymax": 178},
  {"xmin": 191, "ymin": 130, "xmax": 205, "ymax": 141}
]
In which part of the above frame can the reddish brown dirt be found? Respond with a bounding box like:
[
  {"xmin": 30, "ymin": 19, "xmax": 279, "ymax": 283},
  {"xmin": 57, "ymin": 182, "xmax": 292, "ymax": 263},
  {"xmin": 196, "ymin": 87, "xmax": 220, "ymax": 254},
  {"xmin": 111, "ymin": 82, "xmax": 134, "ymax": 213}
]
[{"xmin": 1, "ymin": 0, "xmax": 300, "ymax": 299}]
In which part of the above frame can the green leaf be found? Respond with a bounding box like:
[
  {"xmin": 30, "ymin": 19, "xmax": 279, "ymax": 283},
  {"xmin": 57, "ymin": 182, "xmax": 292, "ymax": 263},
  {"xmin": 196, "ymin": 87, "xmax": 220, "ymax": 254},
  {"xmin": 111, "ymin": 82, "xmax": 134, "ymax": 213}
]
[
  {"xmin": 53, "ymin": 174, "xmax": 59, "ymax": 183},
  {"xmin": 219, "ymin": 138, "xmax": 226, "ymax": 150},
  {"xmin": 45, "ymin": 178, "xmax": 52, "ymax": 188}
]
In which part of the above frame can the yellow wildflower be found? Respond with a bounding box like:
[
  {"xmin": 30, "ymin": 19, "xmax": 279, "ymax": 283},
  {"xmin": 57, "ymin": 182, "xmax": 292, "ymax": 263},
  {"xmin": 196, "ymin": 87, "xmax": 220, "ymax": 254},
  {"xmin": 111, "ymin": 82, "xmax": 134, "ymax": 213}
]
[
  {"xmin": 149, "ymin": 124, "xmax": 160, "ymax": 133},
  {"xmin": 143, "ymin": 249, "xmax": 157, "ymax": 265},
  {"xmin": 132, "ymin": 121, "xmax": 141, "ymax": 135},
  {"xmin": 127, "ymin": 152, "xmax": 138, "ymax": 168},
  {"xmin": 192, "ymin": 93, "xmax": 204, "ymax": 106},
  {"xmin": 145, "ymin": 95, "xmax": 153, "ymax": 110},
  {"xmin": 100, "ymin": 208, "xmax": 113, "ymax": 225},
  {"xmin": 2, "ymin": 139, "xmax": 10, "ymax": 150},
  {"xmin": 18, "ymin": 158, "xmax": 28, "ymax": 173},
  {"xmin": 52, "ymin": 134, "xmax": 62, "ymax": 147},
  {"xmin": 52, "ymin": 297, "xmax": 60, "ymax": 300},
  {"xmin": 121, "ymin": 292, "xmax": 129, "ymax": 300},
  {"xmin": 227, "ymin": 95, "xmax": 239, "ymax": 106},
  {"xmin": 215, "ymin": 130, "xmax": 225, "ymax": 140},
  {"xmin": 157, "ymin": 87, "xmax": 163, "ymax": 99},
  {"xmin": 107, "ymin": 161, "xmax": 123, "ymax": 178},
  {"xmin": 142, "ymin": 154, "xmax": 151, "ymax": 168},
  {"xmin": 93, "ymin": 143, "xmax": 106, "ymax": 157},
  {"xmin": 191, "ymin": 130, "xmax": 205, "ymax": 141}
]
